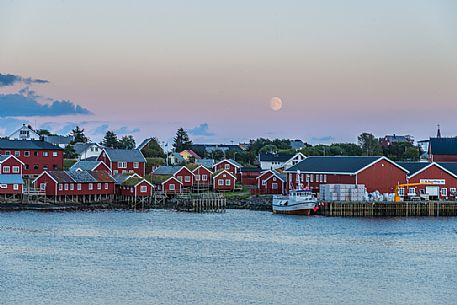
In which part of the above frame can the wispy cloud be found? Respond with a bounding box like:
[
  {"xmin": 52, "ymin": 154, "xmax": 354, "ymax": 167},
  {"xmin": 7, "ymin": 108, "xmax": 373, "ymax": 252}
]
[
  {"xmin": 0, "ymin": 73, "xmax": 48, "ymax": 87},
  {"xmin": 114, "ymin": 126, "xmax": 140, "ymax": 134}
]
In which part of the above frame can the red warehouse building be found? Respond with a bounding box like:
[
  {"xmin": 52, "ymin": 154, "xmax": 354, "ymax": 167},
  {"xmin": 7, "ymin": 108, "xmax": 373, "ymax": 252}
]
[
  {"xmin": 285, "ymin": 156, "xmax": 408, "ymax": 194},
  {"xmin": 428, "ymin": 138, "xmax": 457, "ymax": 162},
  {"xmin": 213, "ymin": 170, "xmax": 237, "ymax": 191},
  {"xmin": 33, "ymin": 170, "xmax": 116, "ymax": 197},
  {"xmin": 398, "ymin": 161, "xmax": 457, "ymax": 200},
  {"xmin": 239, "ymin": 167, "xmax": 262, "ymax": 186},
  {"xmin": 256, "ymin": 170, "xmax": 286, "ymax": 194},
  {"xmin": 213, "ymin": 159, "xmax": 241, "ymax": 180},
  {"xmin": 0, "ymin": 175, "xmax": 24, "ymax": 195},
  {"xmin": 0, "ymin": 139, "xmax": 63, "ymax": 176},
  {"xmin": 98, "ymin": 148, "xmax": 146, "ymax": 177}
]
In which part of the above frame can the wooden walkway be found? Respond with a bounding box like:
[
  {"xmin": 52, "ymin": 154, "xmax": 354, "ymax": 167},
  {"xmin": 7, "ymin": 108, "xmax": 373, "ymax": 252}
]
[
  {"xmin": 176, "ymin": 193, "xmax": 226, "ymax": 213},
  {"xmin": 318, "ymin": 201, "xmax": 457, "ymax": 217}
]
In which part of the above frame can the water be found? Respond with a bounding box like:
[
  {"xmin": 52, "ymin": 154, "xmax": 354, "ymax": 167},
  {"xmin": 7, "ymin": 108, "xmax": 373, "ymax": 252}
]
[{"xmin": 1, "ymin": 210, "xmax": 457, "ymax": 305}]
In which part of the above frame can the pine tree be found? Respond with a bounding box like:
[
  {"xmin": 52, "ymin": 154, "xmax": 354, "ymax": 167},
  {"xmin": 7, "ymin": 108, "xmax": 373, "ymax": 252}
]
[
  {"xmin": 118, "ymin": 135, "xmax": 136, "ymax": 149},
  {"xmin": 71, "ymin": 126, "xmax": 88, "ymax": 143},
  {"xmin": 102, "ymin": 131, "xmax": 119, "ymax": 148},
  {"xmin": 173, "ymin": 128, "xmax": 192, "ymax": 152}
]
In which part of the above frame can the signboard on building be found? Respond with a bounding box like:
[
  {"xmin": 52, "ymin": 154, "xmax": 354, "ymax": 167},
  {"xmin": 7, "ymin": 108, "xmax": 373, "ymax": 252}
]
[{"xmin": 420, "ymin": 179, "xmax": 445, "ymax": 185}]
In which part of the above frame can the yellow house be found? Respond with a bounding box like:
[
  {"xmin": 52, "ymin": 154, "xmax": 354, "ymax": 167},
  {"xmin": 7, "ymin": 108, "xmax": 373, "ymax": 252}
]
[{"xmin": 179, "ymin": 150, "xmax": 201, "ymax": 161}]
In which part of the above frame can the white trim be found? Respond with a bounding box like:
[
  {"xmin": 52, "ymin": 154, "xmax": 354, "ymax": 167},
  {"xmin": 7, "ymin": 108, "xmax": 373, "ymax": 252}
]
[
  {"xmin": 408, "ymin": 162, "xmax": 457, "ymax": 179},
  {"xmin": 212, "ymin": 169, "xmax": 236, "ymax": 179},
  {"xmin": 0, "ymin": 155, "xmax": 25, "ymax": 167},
  {"xmin": 161, "ymin": 176, "xmax": 183, "ymax": 186},
  {"xmin": 354, "ymin": 156, "xmax": 410, "ymax": 174},
  {"xmin": 213, "ymin": 159, "xmax": 241, "ymax": 169},
  {"xmin": 32, "ymin": 171, "xmax": 58, "ymax": 185},
  {"xmin": 192, "ymin": 165, "xmax": 213, "ymax": 175},
  {"xmin": 134, "ymin": 178, "xmax": 154, "ymax": 188},
  {"xmin": 263, "ymin": 173, "xmax": 285, "ymax": 183}
]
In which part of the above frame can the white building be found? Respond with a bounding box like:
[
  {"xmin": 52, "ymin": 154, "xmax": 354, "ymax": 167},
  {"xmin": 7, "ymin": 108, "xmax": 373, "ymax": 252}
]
[
  {"xmin": 259, "ymin": 152, "xmax": 306, "ymax": 170},
  {"xmin": 8, "ymin": 124, "xmax": 40, "ymax": 140},
  {"xmin": 74, "ymin": 143, "xmax": 103, "ymax": 160}
]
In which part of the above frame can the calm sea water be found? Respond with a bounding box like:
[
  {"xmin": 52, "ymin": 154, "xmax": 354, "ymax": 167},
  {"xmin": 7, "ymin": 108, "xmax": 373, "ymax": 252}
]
[{"xmin": 1, "ymin": 210, "xmax": 457, "ymax": 305}]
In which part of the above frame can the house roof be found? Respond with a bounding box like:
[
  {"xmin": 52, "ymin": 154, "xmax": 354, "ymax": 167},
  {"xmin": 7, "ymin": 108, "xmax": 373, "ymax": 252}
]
[
  {"xmin": 121, "ymin": 177, "xmax": 147, "ymax": 187},
  {"xmin": 46, "ymin": 171, "xmax": 74, "ymax": 183},
  {"xmin": 214, "ymin": 159, "xmax": 241, "ymax": 168},
  {"xmin": 43, "ymin": 135, "xmax": 74, "ymax": 146},
  {"xmin": 396, "ymin": 162, "xmax": 431, "ymax": 176},
  {"xmin": 103, "ymin": 148, "xmax": 146, "ymax": 162},
  {"xmin": 0, "ymin": 139, "xmax": 63, "ymax": 150},
  {"xmin": 437, "ymin": 162, "xmax": 457, "ymax": 177},
  {"xmin": 73, "ymin": 142, "xmax": 101, "ymax": 155},
  {"xmin": 264, "ymin": 171, "xmax": 287, "ymax": 182},
  {"xmin": 0, "ymin": 174, "xmax": 24, "ymax": 184},
  {"xmin": 259, "ymin": 153, "xmax": 295, "ymax": 162},
  {"xmin": 66, "ymin": 170, "xmax": 98, "ymax": 183},
  {"xmin": 289, "ymin": 139, "xmax": 305, "ymax": 150},
  {"xmin": 429, "ymin": 137, "xmax": 457, "ymax": 155},
  {"xmin": 285, "ymin": 156, "xmax": 406, "ymax": 174},
  {"xmin": 213, "ymin": 169, "xmax": 236, "ymax": 179},
  {"xmin": 196, "ymin": 158, "xmax": 215, "ymax": 168},
  {"xmin": 136, "ymin": 138, "xmax": 152, "ymax": 150},
  {"xmin": 69, "ymin": 161, "xmax": 105, "ymax": 172},
  {"xmin": 153, "ymin": 166, "xmax": 184, "ymax": 175},
  {"xmin": 42, "ymin": 170, "xmax": 115, "ymax": 183},
  {"xmin": 240, "ymin": 167, "xmax": 262, "ymax": 173},
  {"xmin": 180, "ymin": 149, "xmax": 201, "ymax": 160},
  {"xmin": 88, "ymin": 171, "xmax": 115, "ymax": 183},
  {"xmin": 170, "ymin": 152, "xmax": 185, "ymax": 162},
  {"xmin": 383, "ymin": 135, "xmax": 410, "ymax": 143},
  {"xmin": 113, "ymin": 174, "xmax": 133, "ymax": 184}
]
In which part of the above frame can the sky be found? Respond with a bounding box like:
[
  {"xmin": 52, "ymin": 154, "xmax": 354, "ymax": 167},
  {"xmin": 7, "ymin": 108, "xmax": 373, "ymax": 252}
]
[{"xmin": 1, "ymin": 0, "xmax": 457, "ymax": 145}]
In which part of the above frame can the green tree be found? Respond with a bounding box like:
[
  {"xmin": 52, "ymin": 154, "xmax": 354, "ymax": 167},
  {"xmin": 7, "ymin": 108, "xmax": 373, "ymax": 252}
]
[
  {"xmin": 71, "ymin": 126, "xmax": 88, "ymax": 143},
  {"xmin": 141, "ymin": 138, "xmax": 165, "ymax": 158},
  {"xmin": 102, "ymin": 131, "xmax": 119, "ymax": 148},
  {"xmin": 173, "ymin": 128, "xmax": 192, "ymax": 152},
  {"xmin": 259, "ymin": 144, "xmax": 278, "ymax": 154},
  {"xmin": 36, "ymin": 129, "xmax": 54, "ymax": 136},
  {"xmin": 118, "ymin": 135, "xmax": 136, "ymax": 149},
  {"xmin": 358, "ymin": 133, "xmax": 382, "ymax": 156},
  {"xmin": 211, "ymin": 149, "xmax": 225, "ymax": 161},
  {"xmin": 64, "ymin": 144, "xmax": 77, "ymax": 159}
]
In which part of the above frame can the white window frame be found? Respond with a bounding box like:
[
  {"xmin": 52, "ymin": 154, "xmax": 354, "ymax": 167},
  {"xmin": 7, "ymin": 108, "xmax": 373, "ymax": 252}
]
[
  {"xmin": 169, "ymin": 184, "xmax": 175, "ymax": 191},
  {"xmin": 52, "ymin": 152, "xmax": 58, "ymax": 157},
  {"xmin": 43, "ymin": 152, "xmax": 49, "ymax": 157},
  {"xmin": 323, "ymin": 175, "xmax": 327, "ymax": 183},
  {"xmin": 306, "ymin": 174, "xmax": 309, "ymax": 182},
  {"xmin": 89, "ymin": 183, "xmax": 93, "ymax": 190},
  {"xmin": 184, "ymin": 176, "xmax": 191, "ymax": 183},
  {"xmin": 441, "ymin": 188, "xmax": 447, "ymax": 197},
  {"xmin": 218, "ymin": 179, "xmax": 224, "ymax": 186},
  {"xmin": 310, "ymin": 174, "xmax": 314, "ymax": 182},
  {"xmin": 14, "ymin": 151, "xmax": 20, "ymax": 157},
  {"xmin": 13, "ymin": 184, "xmax": 19, "ymax": 190},
  {"xmin": 202, "ymin": 174, "xmax": 207, "ymax": 181},
  {"xmin": 59, "ymin": 184, "xmax": 63, "ymax": 191},
  {"xmin": 225, "ymin": 179, "xmax": 231, "ymax": 186},
  {"xmin": 70, "ymin": 184, "xmax": 74, "ymax": 191},
  {"xmin": 272, "ymin": 182, "xmax": 278, "ymax": 190},
  {"xmin": 118, "ymin": 161, "xmax": 127, "ymax": 169},
  {"xmin": 408, "ymin": 187, "xmax": 416, "ymax": 195},
  {"xmin": 12, "ymin": 166, "xmax": 20, "ymax": 173},
  {"xmin": 105, "ymin": 183, "xmax": 108, "ymax": 190},
  {"xmin": 97, "ymin": 183, "xmax": 102, "ymax": 190},
  {"xmin": 77, "ymin": 183, "xmax": 82, "ymax": 191},
  {"xmin": 140, "ymin": 185, "xmax": 147, "ymax": 193},
  {"xmin": 64, "ymin": 184, "xmax": 68, "ymax": 190},
  {"xmin": 450, "ymin": 188, "xmax": 456, "ymax": 195},
  {"xmin": 133, "ymin": 162, "xmax": 139, "ymax": 169},
  {"xmin": 3, "ymin": 166, "xmax": 10, "ymax": 173},
  {"xmin": 40, "ymin": 183, "xmax": 46, "ymax": 190},
  {"xmin": 195, "ymin": 175, "xmax": 200, "ymax": 181},
  {"xmin": 0, "ymin": 184, "xmax": 7, "ymax": 189},
  {"xmin": 398, "ymin": 187, "xmax": 405, "ymax": 196},
  {"xmin": 224, "ymin": 164, "xmax": 230, "ymax": 170}
]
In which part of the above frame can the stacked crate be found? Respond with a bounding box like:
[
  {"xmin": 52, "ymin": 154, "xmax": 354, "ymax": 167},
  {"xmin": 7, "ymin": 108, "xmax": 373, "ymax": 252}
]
[{"xmin": 320, "ymin": 184, "xmax": 366, "ymax": 202}]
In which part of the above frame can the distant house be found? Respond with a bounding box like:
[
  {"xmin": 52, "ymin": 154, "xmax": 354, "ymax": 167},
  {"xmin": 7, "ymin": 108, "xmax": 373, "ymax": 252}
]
[
  {"xmin": 213, "ymin": 170, "xmax": 236, "ymax": 192},
  {"xmin": 179, "ymin": 149, "xmax": 201, "ymax": 161},
  {"xmin": 258, "ymin": 152, "xmax": 305, "ymax": 170},
  {"xmin": 152, "ymin": 166, "xmax": 194, "ymax": 189},
  {"xmin": 196, "ymin": 158, "xmax": 215, "ymax": 168},
  {"xmin": 191, "ymin": 144, "xmax": 244, "ymax": 155},
  {"xmin": 0, "ymin": 155, "xmax": 24, "ymax": 175},
  {"xmin": 213, "ymin": 159, "xmax": 241, "ymax": 179},
  {"xmin": 43, "ymin": 135, "xmax": 74, "ymax": 148},
  {"xmin": 97, "ymin": 148, "xmax": 146, "ymax": 177},
  {"xmin": 69, "ymin": 160, "xmax": 111, "ymax": 173},
  {"xmin": 381, "ymin": 134, "xmax": 413, "ymax": 147},
  {"xmin": 167, "ymin": 152, "xmax": 185, "ymax": 165},
  {"xmin": 192, "ymin": 165, "xmax": 213, "ymax": 187},
  {"xmin": 0, "ymin": 175, "xmax": 24, "ymax": 195},
  {"xmin": 256, "ymin": 170, "xmax": 286, "ymax": 194},
  {"xmin": 0, "ymin": 139, "xmax": 64, "ymax": 176},
  {"xmin": 74, "ymin": 143, "xmax": 103, "ymax": 161},
  {"xmin": 8, "ymin": 124, "xmax": 40, "ymax": 140},
  {"xmin": 428, "ymin": 137, "xmax": 457, "ymax": 162},
  {"xmin": 289, "ymin": 139, "xmax": 305, "ymax": 150},
  {"xmin": 118, "ymin": 176, "xmax": 154, "ymax": 197},
  {"xmin": 239, "ymin": 167, "xmax": 262, "ymax": 186}
]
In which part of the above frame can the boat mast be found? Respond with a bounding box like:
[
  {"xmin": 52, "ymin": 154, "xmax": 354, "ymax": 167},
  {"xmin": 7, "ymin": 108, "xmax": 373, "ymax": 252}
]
[{"xmin": 296, "ymin": 170, "xmax": 301, "ymax": 191}]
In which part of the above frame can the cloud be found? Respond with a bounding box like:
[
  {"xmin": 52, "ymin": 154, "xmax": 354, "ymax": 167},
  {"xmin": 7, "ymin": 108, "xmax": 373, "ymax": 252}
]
[
  {"xmin": 94, "ymin": 124, "xmax": 109, "ymax": 134},
  {"xmin": 188, "ymin": 123, "xmax": 214, "ymax": 136},
  {"xmin": 0, "ymin": 93, "xmax": 91, "ymax": 117},
  {"xmin": 114, "ymin": 126, "xmax": 140, "ymax": 134},
  {"xmin": 0, "ymin": 73, "xmax": 48, "ymax": 87},
  {"xmin": 0, "ymin": 118, "xmax": 30, "ymax": 137}
]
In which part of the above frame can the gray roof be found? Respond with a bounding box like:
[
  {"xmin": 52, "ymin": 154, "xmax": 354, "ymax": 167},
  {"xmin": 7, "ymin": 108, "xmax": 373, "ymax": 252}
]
[
  {"xmin": 259, "ymin": 153, "xmax": 294, "ymax": 162},
  {"xmin": 103, "ymin": 148, "xmax": 146, "ymax": 162},
  {"xmin": 240, "ymin": 167, "xmax": 262, "ymax": 173},
  {"xmin": 429, "ymin": 137, "xmax": 457, "ymax": 155},
  {"xmin": 170, "ymin": 152, "xmax": 185, "ymax": 162},
  {"xmin": 396, "ymin": 162, "xmax": 431, "ymax": 176},
  {"xmin": 73, "ymin": 142, "xmax": 101, "ymax": 155},
  {"xmin": 196, "ymin": 158, "xmax": 214, "ymax": 168},
  {"xmin": 0, "ymin": 155, "xmax": 10, "ymax": 162},
  {"xmin": 0, "ymin": 139, "xmax": 63, "ymax": 150},
  {"xmin": 153, "ymin": 166, "xmax": 183, "ymax": 175},
  {"xmin": 0, "ymin": 174, "xmax": 23, "ymax": 184},
  {"xmin": 437, "ymin": 162, "xmax": 457, "ymax": 177},
  {"xmin": 290, "ymin": 139, "xmax": 305, "ymax": 150},
  {"xmin": 69, "ymin": 161, "xmax": 103, "ymax": 172},
  {"xmin": 66, "ymin": 170, "xmax": 97, "ymax": 183},
  {"xmin": 113, "ymin": 173, "xmax": 134, "ymax": 184},
  {"xmin": 286, "ymin": 156, "xmax": 401, "ymax": 174},
  {"xmin": 137, "ymin": 138, "xmax": 152, "ymax": 150},
  {"xmin": 43, "ymin": 135, "xmax": 74, "ymax": 146},
  {"xmin": 227, "ymin": 159, "xmax": 241, "ymax": 168}
]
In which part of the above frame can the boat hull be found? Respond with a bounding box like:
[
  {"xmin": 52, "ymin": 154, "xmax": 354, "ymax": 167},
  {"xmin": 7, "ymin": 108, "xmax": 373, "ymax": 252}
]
[{"xmin": 272, "ymin": 207, "xmax": 313, "ymax": 215}]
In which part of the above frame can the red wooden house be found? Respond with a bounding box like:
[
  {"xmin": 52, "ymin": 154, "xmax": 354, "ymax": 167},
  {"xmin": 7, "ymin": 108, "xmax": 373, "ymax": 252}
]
[
  {"xmin": 97, "ymin": 148, "xmax": 146, "ymax": 177},
  {"xmin": 160, "ymin": 176, "xmax": 183, "ymax": 194},
  {"xmin": 0, "ymin": 175, "xmax": 24, "ymax": 195},
  {"xmin": 152, "ymin": 166, "xmax": 194, "ymax": 189},
  {"xmin": 398, "ymin": 161, "xmax": 457, "ymax": 200},
  {"xmin": 119, "ymin": 176, "xmax": 154, "ymax": 197},
  {"xmin": 213, "ymin": 170, "xmax": 236, "ymax": 191},
  {"xmin": 428, "ymin": 138, "xmax": 457, "ymax": 162},
  {"xmin": 285, "ymin": 156, "xmax": 408, "ymax": 194},
  {"xmin": 0, "ymin": 155, "xmax": 24, "ymax": 175},
  {"xmin": 192, "ymin": 165, "xmax": 213, "ymax": 187},
  {"xmin": 213, "ymin": 159, "xmax": 241, "ymax": 180},
  {"xmin": 0, "ymin": 139, "xmax": 63, "ymax": 176},
  {"xmin": 239, "ymin": 167, "xmax": 262, "ymax": 186},
  {"xmin": 256, "ymin": 170, "xmax": 286, "ymax": 194},
  {"xmin": 33, "ymin": 170, "xmax": 116, "ymax": 196}
]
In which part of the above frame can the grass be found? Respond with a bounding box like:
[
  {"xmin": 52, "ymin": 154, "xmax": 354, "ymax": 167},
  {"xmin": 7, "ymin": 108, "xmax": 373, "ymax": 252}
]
[
  {"xmin": 64, "ymin": 159, "xmax": 77, "ymax": 170},
  {"xmin": 223, "ymin": 186, "xmax": 251, "ymax": 200}
]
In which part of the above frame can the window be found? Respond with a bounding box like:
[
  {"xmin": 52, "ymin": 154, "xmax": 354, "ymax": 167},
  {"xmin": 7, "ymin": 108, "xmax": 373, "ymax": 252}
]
[
  {"xmin": 441, "ymin": 188, "xmax": 448, "ymax": 197},
  {"xmin": 169, "ymin": 184, "xmax": 175, "ymax": 191},
  {"xmin": 33, "ymin": 165, "xmax": 39, "ymax": 170},
  {"xmin": 24, "ymin": 151, "xmax": 30, "ymax": 157},
  {"xmin": 224, "ymin": 164, "xmax": 230, "ymax": 170},
  {"xmin": 53, "ymin": 152, "xmax": 58, "ymax": 157},
  {"xmin": 306, "ymin": 174, "xmax": 310, "ymax": 182},
  {"xmin": 89, "ymin": 183, "xmax": 93, "ymax": 190},
  {"xmin": 218, "ymin": 179, "xmax": 224, "ymax": 186},
  {"xmin": 177, "ymin": 176, "xmax": 183, "ymax": 182},
  {"xmin": 59, "ymin": 184, "xmax": 63, "ymax": 191},
  {"xmin": 310, "ymin": 174, "xmax": 314, "ymax": 182},
  {"xmin": 43, "ymin": 152, "xmax": 48, "ymax": 157},
  {"xmin": 398, "ymin": 188, "xmax": 405, "ymax": 196},
  {"xmin": 40, "ymin": 183, "xmax": 46, "ymax": 190},
  {"xmin": 14, "ymin": 151, "xmax": 20, "ymax": 157},
  {"xmin": 262, "ymin": 180, "xmax": 267, "ymax": 186},
  {"xmin": 133, "ymin": 162, "xmax": 139, "ymax": 168},
  {"xmin": 113, "ymin": 170, "xmax": 118, "ymax": 175},
  {"xmin": 195, "ymin": 175, "xmax": 200, "ymax": 181},
  {"xmin": 3, "ymin": 166, "xmax": 10, "ymax": 173},
  {"xmin": 12, "ymin": 166, "xmax": 19, "ymax": 173},
  {"xmin": 140, "ymin": 185, "xmax": 147, "ymax": 193},
  {"xmin": 105, "ymin": 183, "xmax": 108, "ymax": 189},
  {"xmin": 97, "ymin": 183, "xmax": 102, "ymax": 190},
  {"xmin": 13, "ymin": 184, "xmax": 19, "ymax": 191},
  {"xmin": 5, "ymin": 151, "xmax": 10, "ymax": 155},
  {"xmin": 34, "ymin": 151, "xmax": 39, "ymax": 157},
  {"xmin": 184, "ymin": 176, "xmax": 191, "ymax": 182},
  {"xmin": 70, "ymin": 184, "xmax": 74, "ymax": 191},
  {"xmin": 118, "ymin": 161, "xmax": 127, "ymax": 168},
  {"xmin": 324, "ymin": 175, "xmax": 327, "ymax": 183},
  {"xmin": 202, "ymin": 175, "xmax": 207, "ymax": 181},
  {"xmin": 43, "ymin": 165, "xmax": 48, "ymax": 170},
  {"xmin": 225, "ymin": 179, "xmax": 231, "ymax": 186},
  {"xmin": 25, "ymin": 164, "xmax": 29, "ymax": 170},
  {"xmin": 450, "ymin": 188, "xmax": 456, "ymax": 195},
  {"xmin": 408, "ymin": 188, "xmax": 416, "ymax": 195},
  {"xmin": 272, "ymin": 183, "xmax": 278, "ymax": 190},
  {"xmin": 0, "ymin": 184, "xmax": 7, "ymax": 189},
  {"xmin": 77, "ymin": 184, "xmax": 82, "ymax": 191},
  {"xmin": 64, "ymin": 184, "xmax": 68, "ymax": 190}
]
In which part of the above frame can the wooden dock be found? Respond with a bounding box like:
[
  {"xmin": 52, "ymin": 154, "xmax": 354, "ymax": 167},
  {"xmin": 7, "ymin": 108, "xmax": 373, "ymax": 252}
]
[
  {"xmin": 318, "ymin": 201, "xmax": 457, "ymax": 217},
  {"xmin": 176, "ymin": 193, "xmax": 226, "ymax": 213}
]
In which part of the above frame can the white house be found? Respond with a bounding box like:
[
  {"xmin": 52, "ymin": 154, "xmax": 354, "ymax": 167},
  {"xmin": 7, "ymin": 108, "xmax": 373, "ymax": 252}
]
[
  {"xmin": 8, "ymin": 124, "xmax": 40, "ymax": 140},
  {"xmin": 259, "ymin": 152, "xmax": 306, "ymax": 170},
  {"xmin": 74, "ymin": 142, "xmax": 103, "ymax": 160}
]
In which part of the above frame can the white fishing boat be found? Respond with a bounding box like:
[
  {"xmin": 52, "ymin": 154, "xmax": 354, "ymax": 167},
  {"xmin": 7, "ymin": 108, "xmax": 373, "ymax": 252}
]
[{"xmin": 272, "ymin": 170, "xmax": 318, "ymax": 215}]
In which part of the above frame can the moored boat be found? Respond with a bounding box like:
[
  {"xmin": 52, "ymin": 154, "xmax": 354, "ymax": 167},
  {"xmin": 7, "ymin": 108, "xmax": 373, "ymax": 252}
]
[{"xmin": 272, "ymin": 189, "xmax": 317, "ymax": 215}]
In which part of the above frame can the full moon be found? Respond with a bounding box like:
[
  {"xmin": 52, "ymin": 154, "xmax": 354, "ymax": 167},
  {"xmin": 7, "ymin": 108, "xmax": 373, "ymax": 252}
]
[{"xmin": 270, "ymin": 97, "xmax": 283, "ymax": 111}]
